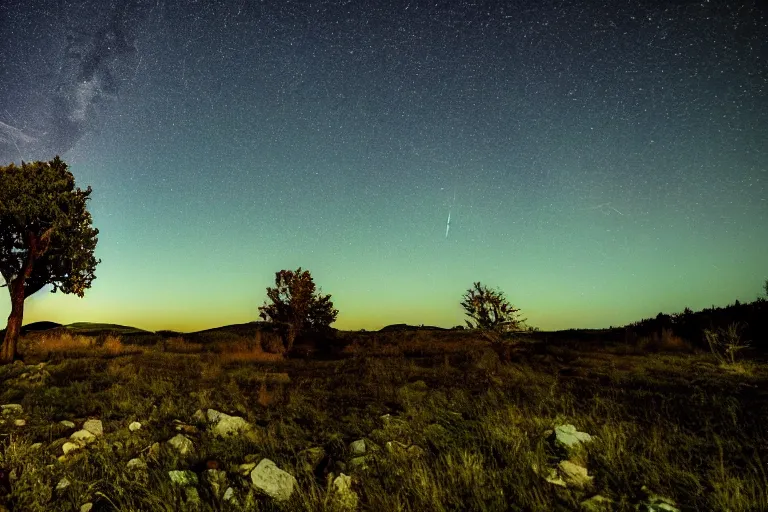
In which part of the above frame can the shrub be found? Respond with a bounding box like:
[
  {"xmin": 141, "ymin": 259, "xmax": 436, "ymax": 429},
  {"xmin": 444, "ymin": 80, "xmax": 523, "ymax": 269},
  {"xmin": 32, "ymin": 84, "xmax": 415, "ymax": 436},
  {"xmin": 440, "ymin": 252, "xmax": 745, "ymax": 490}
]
[{"xmin": 704, "ymin": 323, "xmax": 750, "ymax": 365}]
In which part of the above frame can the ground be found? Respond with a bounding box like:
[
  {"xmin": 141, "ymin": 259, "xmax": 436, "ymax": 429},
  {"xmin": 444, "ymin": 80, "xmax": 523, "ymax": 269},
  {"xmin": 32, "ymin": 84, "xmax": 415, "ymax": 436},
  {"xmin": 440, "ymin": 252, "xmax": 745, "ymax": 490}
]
[{"xmin": 0, "ymin": 326, "xmax": 765, "ymax": 511}]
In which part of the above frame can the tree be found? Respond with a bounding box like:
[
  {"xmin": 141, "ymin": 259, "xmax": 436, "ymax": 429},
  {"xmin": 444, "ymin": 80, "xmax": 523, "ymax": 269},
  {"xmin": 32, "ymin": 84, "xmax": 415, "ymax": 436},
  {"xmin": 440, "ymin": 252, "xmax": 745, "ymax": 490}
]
[
  {"xmin": 258, "ymin": 268, "xmax": 338, "ymax": 352},
  {"xmin": 460, "ymin": 282, "xmax": 523, "ymax": 333},
  {"xmin": 0, "ymin": 157, "xmax": 99, "ymax": 363}
]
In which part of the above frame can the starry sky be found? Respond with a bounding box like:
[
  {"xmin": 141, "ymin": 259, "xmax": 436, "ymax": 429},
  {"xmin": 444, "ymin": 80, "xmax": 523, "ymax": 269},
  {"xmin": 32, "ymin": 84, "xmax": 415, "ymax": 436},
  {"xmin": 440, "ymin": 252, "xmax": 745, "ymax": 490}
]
[{"xmin": 1, "ymin": 0, "xmax": 767, "ymax": 332}]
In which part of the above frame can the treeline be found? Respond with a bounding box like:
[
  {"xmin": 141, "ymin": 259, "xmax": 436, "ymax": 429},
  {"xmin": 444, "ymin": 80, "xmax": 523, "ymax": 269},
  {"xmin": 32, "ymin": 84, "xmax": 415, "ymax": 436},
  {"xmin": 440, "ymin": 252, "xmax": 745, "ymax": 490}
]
[{"xmin": 624, "ymin": 297, "xmax": 768, "ymax": 351}]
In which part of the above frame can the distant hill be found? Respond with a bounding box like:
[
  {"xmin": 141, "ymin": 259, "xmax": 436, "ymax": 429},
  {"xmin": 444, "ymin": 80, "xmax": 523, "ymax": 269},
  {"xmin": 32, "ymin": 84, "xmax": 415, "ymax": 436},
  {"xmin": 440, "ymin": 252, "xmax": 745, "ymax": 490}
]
[
  {"xmin": 379, "ymin": 324, "xmax": 448, "ymax": 332},
  {"xmin": 62, "ymin": 322, "xmax": 152, "ymax": 335}
]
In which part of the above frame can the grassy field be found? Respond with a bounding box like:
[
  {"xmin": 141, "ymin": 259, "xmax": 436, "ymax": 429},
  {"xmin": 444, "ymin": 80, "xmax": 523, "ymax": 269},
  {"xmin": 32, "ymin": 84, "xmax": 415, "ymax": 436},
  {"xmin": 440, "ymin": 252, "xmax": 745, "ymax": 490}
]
[{"xmin": 0, "ymin": 326, "xmax": 765, "ymax": 511}]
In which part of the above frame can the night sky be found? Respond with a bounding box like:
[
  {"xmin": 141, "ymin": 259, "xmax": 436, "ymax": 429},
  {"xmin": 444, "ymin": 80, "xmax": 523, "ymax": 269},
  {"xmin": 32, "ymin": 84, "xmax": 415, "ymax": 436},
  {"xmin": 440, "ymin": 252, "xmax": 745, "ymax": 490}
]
[{"xmin": 1, "ymin": 0, "xmax": 766, "ymax": 332}]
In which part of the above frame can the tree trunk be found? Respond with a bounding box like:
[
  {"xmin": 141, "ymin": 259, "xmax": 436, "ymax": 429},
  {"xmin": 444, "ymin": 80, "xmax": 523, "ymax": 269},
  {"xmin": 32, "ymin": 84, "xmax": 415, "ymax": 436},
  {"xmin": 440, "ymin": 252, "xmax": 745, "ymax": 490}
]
[{"xmin": 1, "ymin": 281, "xmax": 25, "ymax": 364}]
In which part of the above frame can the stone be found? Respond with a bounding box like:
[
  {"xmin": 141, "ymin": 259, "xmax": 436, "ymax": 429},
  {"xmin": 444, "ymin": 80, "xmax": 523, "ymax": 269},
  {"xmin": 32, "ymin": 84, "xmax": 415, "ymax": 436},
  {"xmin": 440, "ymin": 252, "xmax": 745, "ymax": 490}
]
[
  {"xmin": 129, "ymin": 421, "xmax": 142, "ymax": 432},
  {"xmin": 148, "ymin": 442, "xmax": 161, "ymax": 461},
  {"xmin": 204, "ymin": 469, "xmax": 228, "ymax": 498},
  {"xmin": 223, "ymin": 487, "xmax": 237, "ymax": 504},
  {"xmin": 192, "ymin": 409, "xmax": 207, "ymax": 423},
  {"xmin": 349, "ymin": 439, "xmax": 366, "ymax": 455},
  {"xmin": 80, "ymin": 504, "xmax": 93, "ymax": 512},
  {"xmin": 30, "ymin": 442, "xmax": 43, "ymax": 450},
  {"xmin": 557, "ymin": 460, "xmax": 593, "ymax": 490},
  {"xmin": 348, "ymin": 456, "xmax": 369, "ymax": 470},
  {"xmin": 168, "ymin": 434, "xmax": 194, "ymax": 456},
  {"xmin": 168, "ymin": 470, "xmax": 199, "ymax": 486},
  {"xmin": 299, "ymin": 447, "xmax": 326, "ymax": 472},
  {"xmin": 210, "ymin": 412, "xmax": 254, "ymax": 438},
  {"xmin": 581, "ymin": 494, "xmax": 615, "ymax": 512},
  {"xmin": 14, "ymin": 419, "xmax": 25, "ymax": 427},
  {"xmin": 206, "ymin": 409, "xmax": 223, "ymax": 423},
  {"xmin": 56, "ymin": 477, "xmax": 71, "ymax": 491},
  {"xmin": 126, "ymin": 458, "xmax": 148, "ymax": 472},
  {"xmin": 552, "ymin": 424, "xmax": 593, "ymax": 458},
  {"xmin": 250, "ymin": 458, "xmax": 297, "ymax": 502},
  {"xmin": 638, "ymin": 487, "xmax": 681, "ymax": 512},
  {"xmin": 60, "ymin": 420, "xmax": 76, "ymax": 428},
  {"xmin": 83, "ymin": 419, "xmax": 103, "ymax": 437},
  {"xmin": 70, "ymin": 429, "xmax": 97, "ymax": 445},
  {"xmin": 543, "ymin": 466, "xmax": 567, "ymax": 487},
  {"xmin": 1, "ymin": 404, "xmax": 23, "ymax": 415},
  {"xmin": 238, "ymin": 462, "xmax": 257, "ymax": 476},
  {"xmin": 331, "ymin": 473, "xmax": 359, "ymax": 509},
  {"xmin": 62, "ymin": 442, "xmax": 81, "ymax": 455}
]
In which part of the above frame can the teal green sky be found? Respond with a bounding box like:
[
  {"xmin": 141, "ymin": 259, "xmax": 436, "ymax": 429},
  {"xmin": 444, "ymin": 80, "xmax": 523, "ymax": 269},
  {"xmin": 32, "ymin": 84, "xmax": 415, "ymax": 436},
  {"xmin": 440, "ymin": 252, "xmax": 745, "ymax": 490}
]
[{"xmin": 2, "ymin": 0, "xmax": 767, "ymax": 333}]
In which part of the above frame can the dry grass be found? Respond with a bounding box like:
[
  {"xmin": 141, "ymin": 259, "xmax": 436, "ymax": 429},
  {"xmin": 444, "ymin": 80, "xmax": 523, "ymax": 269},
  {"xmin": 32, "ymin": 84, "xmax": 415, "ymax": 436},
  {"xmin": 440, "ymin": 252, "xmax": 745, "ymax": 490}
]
[{"xmin": 2, "ymin": 328, "xmax": 766, "ymax": 511}]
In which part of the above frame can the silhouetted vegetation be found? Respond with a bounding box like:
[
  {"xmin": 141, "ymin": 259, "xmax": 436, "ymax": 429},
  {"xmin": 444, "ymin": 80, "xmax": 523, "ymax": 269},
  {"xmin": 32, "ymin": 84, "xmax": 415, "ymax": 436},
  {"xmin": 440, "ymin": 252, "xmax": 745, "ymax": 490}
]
[
  {"xmin": 258, "ymin": 268, "xmax": 338, "ymax": 353},
  {"xmin": 0, "ymin": 157, "xmax": 99, "ymax": 363},
  {"xmin": 460, "ymin": 282, "xmax": 523, "ymax": 331}
]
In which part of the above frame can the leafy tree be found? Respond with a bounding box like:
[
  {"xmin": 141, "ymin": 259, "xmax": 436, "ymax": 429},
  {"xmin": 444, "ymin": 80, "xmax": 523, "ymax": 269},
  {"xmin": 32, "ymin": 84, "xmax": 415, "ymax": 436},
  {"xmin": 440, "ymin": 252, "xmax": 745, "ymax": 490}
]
[
  {"xmin": 0, "ymin": 157, "xmax": 99, "ymax": 363},
  {"xmin": 258, "ymin": 268, "xmax": 338, "ymax": 352},
  {"xmin": 461, "ymin": 282, "xmax": 523, "ymax": 333}
]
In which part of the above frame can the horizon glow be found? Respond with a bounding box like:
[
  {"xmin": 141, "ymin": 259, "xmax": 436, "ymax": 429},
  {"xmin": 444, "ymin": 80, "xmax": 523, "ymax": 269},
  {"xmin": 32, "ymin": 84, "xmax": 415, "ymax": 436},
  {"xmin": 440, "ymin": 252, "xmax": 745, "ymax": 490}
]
[{"xmin": 2, "ymin": 0, "xmax": 766, "ymax": 334}]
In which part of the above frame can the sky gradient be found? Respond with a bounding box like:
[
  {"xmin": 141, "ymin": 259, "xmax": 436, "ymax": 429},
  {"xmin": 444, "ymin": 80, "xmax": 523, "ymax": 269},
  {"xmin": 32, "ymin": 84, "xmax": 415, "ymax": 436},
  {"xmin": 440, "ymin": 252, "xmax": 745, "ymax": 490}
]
[{"xmin": 1, "ymin": 0, "xmax": 767, "ymax": 332}]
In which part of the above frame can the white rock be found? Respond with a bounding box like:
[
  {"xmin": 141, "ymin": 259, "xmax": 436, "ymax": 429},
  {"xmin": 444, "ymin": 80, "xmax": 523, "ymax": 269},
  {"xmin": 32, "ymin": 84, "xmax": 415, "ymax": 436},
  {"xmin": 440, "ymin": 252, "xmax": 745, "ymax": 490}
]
[
  {"xmin": 128, "ymin": 421, "xmax": 142, "ymax": 432},
  {"xmin": 349, "ymin": 439, "xmax": 366, "ymax": 455},
  {"xmin": 70, "ymin": 429, "xmax": 97, "ymax": 444},
  {"xmin": 238, "ymin": 462, "xmax": 257, "ymax": 475},
  {"xmin": 332, "ymin": 473, "xmax": 359, "ymax": 509},
  {"xmin": 553, "ymin": 424, "xmax": 592, "ymax": 451},
  {"xmin": 56, "ymin": 477, "xmax": 71, "ymax": 491},
  {"xmin": 168, "ymin": 470, "xmax": 198, "ymax": 486},
  {"xmin": 206, "ymin": 409, "xmax": 223, "ymax": 423},
  {"xmin": 250, "ymin": 458, "xmax": 297, "ymax": 502},
  {"xmin": 83, "ymin": 419, "xmax": 103, "ymax": 436},
  {"xmin": 14, "ymin": 419, "xmax": 25, "ymax": 427},
  {"xmin": 168, "ymin": 434, "xmax": 194, "ymax": 456},
  {"xmin": 126, "ymin": 458, "xmax": 148, "ymax": 472},
  {"xmin": 223, "ymin": 487, "xmax": 237, "ymax": 503},
  {"xmin": 557, "ymin": 460, "xmax": 593, "ymax": 490},
  {"xmin": 1, "ymin": 404, "xmax": 23, "ymax": 415},
  {"xmin": 60, "ymin": 420, "xmax": 76, "ymax": 428},
  {"xmin": 211, "ymin": 413, "xmax": 253, "ymax": 438},
  {"xmin": 62, "ymin": 442, "xmax": 81, "ymax": 455}
]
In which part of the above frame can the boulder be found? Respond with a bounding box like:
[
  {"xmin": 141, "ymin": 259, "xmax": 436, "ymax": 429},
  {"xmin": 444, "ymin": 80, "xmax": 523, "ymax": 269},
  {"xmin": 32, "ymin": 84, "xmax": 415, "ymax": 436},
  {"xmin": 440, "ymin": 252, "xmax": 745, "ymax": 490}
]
[
  {"xmin": 211, "ymin": 413, "xmax": 253, "ymax": 438},
  {"xmin": 83, "ymin": 419, "xmax": 103, "ymax": 437},
  {"xmin": 637, "ymin": 487, "xmax": 680, "ymax": 512},
  {"xmin": 129, "ymin": 421, "xmax": 142, "ymax": 432},
  {"xmin": 349, "ymin": 439, "xmax": 366, "ymax": 456},
  {"xmin": 70, "ymin": 429, "xmax": 97, "ymax": 445},
  {"xmin": 250, "ymin": 458, "xmax": 297, "ymax": 502},
  {"xmin": 60, "ymin": 420, "xmax": 75, "ymax": 429},
  {"xmin": 332, "ymin": 473, "xmax": 359, "ymax": 509},
  {"xmin": 62, "ymin": 442, "xmax": 81, "ymax": 455},
  {"xmin": 168, "ymin": 434, "xmax": 194, "ymax": 456},
  {"xmin": 557, "ymin": 460, "xmax": 593, "ymax": 490}
]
